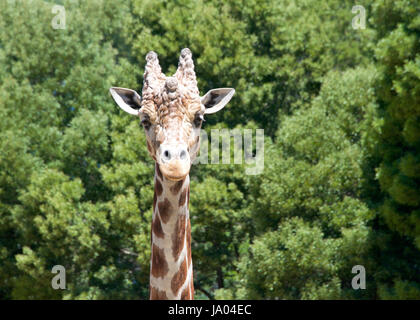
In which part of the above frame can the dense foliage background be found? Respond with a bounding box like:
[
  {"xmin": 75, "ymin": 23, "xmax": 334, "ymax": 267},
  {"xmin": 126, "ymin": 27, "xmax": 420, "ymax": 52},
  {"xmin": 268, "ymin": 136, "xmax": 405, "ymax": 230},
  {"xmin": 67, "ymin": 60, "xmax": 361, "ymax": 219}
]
[{"xmin": 0, "ymin": 0, "xmax": 419, "ymax": 299}]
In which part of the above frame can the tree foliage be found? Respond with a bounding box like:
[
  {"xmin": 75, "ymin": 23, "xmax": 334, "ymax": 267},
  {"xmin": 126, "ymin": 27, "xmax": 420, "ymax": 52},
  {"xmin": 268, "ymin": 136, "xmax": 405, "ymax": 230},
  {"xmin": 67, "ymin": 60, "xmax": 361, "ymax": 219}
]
[{"xmin": 371, "ymin": 0, "xmax": 420, "ymax": 299}]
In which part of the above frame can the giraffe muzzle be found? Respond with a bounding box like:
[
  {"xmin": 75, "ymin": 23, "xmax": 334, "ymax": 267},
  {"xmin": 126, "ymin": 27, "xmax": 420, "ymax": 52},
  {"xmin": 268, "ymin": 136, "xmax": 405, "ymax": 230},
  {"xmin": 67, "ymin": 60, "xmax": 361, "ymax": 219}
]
[{"xmin": 158, "ymin": 145, "xmax": 191, "ymax": 181}]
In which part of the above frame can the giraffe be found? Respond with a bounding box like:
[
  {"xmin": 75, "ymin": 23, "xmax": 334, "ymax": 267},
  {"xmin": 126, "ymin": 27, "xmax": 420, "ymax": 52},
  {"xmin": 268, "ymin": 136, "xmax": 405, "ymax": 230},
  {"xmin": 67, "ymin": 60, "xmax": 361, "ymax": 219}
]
[{"xmin": 109, "ymin": 48, "xmax": 235, "ymax": 300}]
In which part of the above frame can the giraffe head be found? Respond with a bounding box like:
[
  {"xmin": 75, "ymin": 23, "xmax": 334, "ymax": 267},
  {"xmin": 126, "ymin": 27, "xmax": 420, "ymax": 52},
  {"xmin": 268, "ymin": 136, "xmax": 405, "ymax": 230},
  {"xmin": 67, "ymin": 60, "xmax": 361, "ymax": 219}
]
[{"xmin": 110, "ymin": 48, "xmax": 235, "ymax": 181}]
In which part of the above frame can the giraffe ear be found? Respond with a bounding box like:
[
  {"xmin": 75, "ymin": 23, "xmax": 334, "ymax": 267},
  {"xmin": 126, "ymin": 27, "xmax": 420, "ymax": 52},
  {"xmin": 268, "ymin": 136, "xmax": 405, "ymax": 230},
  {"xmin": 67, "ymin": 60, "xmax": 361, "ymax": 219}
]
[
  {"xmin": 109, "ymin": 87, "xmax": 142, "ymax": 116},
  {"xmin": 201, "ymin": 88, "xmax": 235, "ymax": 114}
]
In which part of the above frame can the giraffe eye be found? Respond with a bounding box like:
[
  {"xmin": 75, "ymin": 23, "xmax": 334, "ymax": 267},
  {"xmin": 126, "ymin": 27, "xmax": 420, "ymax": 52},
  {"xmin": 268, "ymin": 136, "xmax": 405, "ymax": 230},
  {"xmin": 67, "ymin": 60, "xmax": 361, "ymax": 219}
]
[
  {"xmin": 194, "ymin": 113, "xmax": 204, "ymax": 127},
  {"xmin": 141, "ymin": 119, "xmax": 151, "ymax": 130}
]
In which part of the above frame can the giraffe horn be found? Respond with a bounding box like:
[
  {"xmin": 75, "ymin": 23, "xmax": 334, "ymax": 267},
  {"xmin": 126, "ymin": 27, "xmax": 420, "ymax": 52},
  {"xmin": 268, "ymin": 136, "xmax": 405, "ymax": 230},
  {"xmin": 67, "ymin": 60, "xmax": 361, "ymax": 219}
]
[
  {"xmin": 143, "ymin": 51, "xmax": 164, "ymax": 94},
  {"xmin": 176, "ymin": 48, "xmax": 199, "ymax": 95}
]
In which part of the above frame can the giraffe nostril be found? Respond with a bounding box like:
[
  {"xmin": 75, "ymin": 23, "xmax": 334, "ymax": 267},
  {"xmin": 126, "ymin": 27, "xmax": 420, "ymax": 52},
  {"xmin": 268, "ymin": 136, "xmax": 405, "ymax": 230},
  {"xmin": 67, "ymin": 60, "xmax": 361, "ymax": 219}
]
[{"xmin": 180, "ymin": 150, "xmax": 187, "ymax": 160}]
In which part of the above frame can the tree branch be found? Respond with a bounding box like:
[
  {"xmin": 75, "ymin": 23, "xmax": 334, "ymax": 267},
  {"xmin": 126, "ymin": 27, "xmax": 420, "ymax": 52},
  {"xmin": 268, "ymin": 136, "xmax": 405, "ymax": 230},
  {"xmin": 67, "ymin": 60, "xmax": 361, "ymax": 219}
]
[{"xmin": 195, "ymin": 283, "xmax": 215, "ymax": 300}]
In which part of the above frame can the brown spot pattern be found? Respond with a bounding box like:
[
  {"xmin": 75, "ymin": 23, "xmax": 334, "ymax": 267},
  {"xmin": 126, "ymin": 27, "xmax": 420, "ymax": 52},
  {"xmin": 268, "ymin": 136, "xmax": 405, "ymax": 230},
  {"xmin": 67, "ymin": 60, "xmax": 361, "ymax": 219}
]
[
  {"xmin": 190, "ymin": 278, "xmax": 195, "ymax": 299},
  {"xmin": 150, "ymin": 223, "xmax": 153, "ymax": 245},
  {"xmin": 179, "ymin": 188, "xmax": 187, "ymax": 207},
  {"xmin": 187, "ymin": 185, "xmax": 190, "ymax": 209},
  {"xmin": 158, "ymin": 198, "xmax": 172, "ymax": 223},
  {"xmin": 171, "ymin": 258, "xmax": 187, "ymax": 296},
  {"xmin": 155, "ymin": 178, "xmax": 163, "ymax": 196},
  {"xmin": 151, "ymin": 244, "xmax": 169, "ymax": 278},
  {"xmin": 170, "ymin": 179, "xmax": 184, "ymax": 195},
  {"xmin": 172, "ymin": 214, "xmax": 186, "ymax": 260},
  {"xmin": 150, "ymin": 286, "xmax": 168, "ymax": 300},
  {"xmin": 186, "ymin": 218, "xmax": 192, "ymax": 268},
  {"xmin": 152, "ymin": 214, "xmax": 164, "ymax": 239},
  {"xmin": 147, "ymin": 141, "xmax": 153, "ymax": 154},
  {"xmin": 156, "ymin": 164, "xmax": 163, "ymax": 180},
  {"xmin": 180, "ymin": 285, "xmax": 191, "ymax": 300},
  {"xmin": 153, "ymin": 192, "xmax": 157, "ymax": 212}
]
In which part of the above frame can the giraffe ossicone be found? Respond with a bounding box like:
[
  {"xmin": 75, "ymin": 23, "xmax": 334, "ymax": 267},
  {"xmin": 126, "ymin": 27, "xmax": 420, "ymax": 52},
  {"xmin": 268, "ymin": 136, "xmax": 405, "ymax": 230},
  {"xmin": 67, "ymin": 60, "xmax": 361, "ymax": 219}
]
[{"xmin": 109, "ymin": 48, "xmax": 235, "ymax": 300}]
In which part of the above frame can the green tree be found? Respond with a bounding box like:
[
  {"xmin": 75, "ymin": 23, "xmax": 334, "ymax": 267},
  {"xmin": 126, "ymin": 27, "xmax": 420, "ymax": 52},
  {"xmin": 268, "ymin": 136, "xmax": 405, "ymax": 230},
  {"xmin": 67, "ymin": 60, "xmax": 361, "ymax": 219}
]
[
  {"xmin": 230, "ymin": 67, "xmax": 380, "ymax": 299},
  {"xmin": 0, "ymin": 0, "xmax": 148, "ymax": 299},
  {"xmin": 372, "ymin": 0, "xmax": 420, "ymax": 299}
]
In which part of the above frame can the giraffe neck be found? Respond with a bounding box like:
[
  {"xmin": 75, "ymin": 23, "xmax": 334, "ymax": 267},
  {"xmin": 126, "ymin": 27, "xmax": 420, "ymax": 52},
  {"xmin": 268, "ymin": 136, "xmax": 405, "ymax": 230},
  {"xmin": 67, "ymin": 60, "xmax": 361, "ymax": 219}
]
[{"xmin": 149, "ymin": 163, "xmax": 194, "ymax": 300}]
